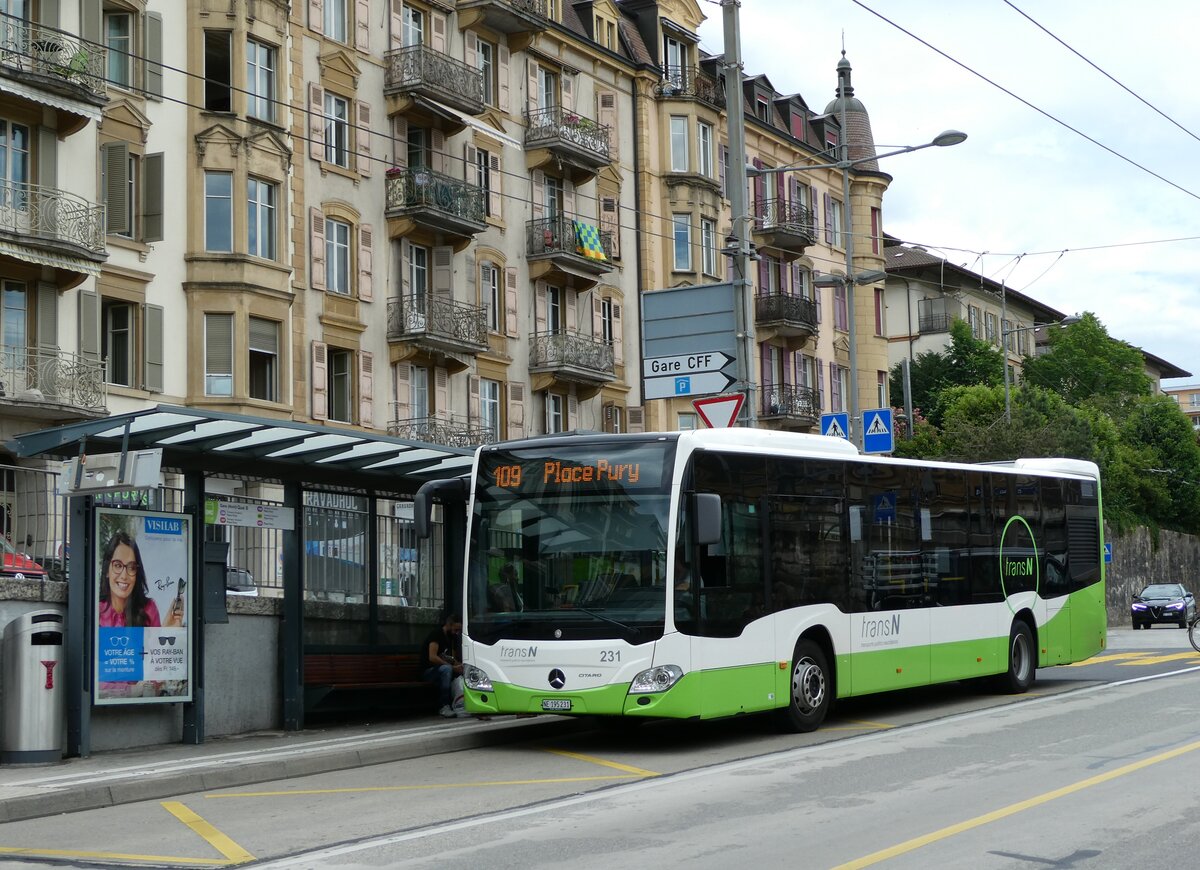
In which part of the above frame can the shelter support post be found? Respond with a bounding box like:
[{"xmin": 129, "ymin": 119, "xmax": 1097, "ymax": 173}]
[
  {"xmin": 281, "ymin": 481, "xmax": 303, "ymax": 731},
  {"xmin": 182, "ymin": 470, "xmax": 205, "ymax": 744},
  {"xmin": 66, "ymin": 494, "xmax": 92, "ymax": 758}
]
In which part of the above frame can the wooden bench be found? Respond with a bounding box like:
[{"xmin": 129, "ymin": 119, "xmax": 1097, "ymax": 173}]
[{"xmin": 303, "ymin": 653, "xmax": 437, "ymax": 712}]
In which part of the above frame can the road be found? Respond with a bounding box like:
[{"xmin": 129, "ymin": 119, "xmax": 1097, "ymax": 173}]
[{"xmin": 2, "ymin": 627, "xmax": 1199, "ymax": 869}]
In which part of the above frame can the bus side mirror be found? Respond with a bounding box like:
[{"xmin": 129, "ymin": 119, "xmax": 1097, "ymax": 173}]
[
  {"xmin": 693, "ymin": 493, "xmax": 722, "ymax": 546},
  {"xmin": 414, "ymin": 477, "xmax": 469, "ymax": 538}
]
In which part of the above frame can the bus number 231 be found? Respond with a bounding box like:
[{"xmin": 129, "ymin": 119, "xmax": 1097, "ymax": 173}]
[{"xmin": 600, "ymin": 650, "xmax": 620, "ymax": 662}]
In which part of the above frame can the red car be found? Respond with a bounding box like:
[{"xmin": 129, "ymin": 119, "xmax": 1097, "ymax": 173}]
[{"xmin": 0, "ymin": 536, "xmax": 46, "ymax": 579}]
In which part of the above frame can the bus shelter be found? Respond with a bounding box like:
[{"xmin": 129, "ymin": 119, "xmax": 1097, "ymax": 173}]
[{"xmin": 9, "ymin": 404, "xmax": 472, "ymax": 757}]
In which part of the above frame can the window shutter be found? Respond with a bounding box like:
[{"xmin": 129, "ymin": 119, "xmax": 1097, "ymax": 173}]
[
  {"xmin": 815, "ymin": 275, "xmax": 823, "ymax": 322},
  {"xmin": 526, "ymin": 59, "xmax": 538, "ymax": 114},
  {"xmin": 468, "ymin": 375, "xmax": 481, "ymax": 425},
  {"xmin": 498, "ymin": 45, "xmax": 511, "ymax": 111},
  {"xmin": 718, "ymin": 144, "xmax": 727, "ymax": 198},
  {"xmin": 592, "ymin": 294, "xmax": 603, "ymax": 336},
  {"xmin": 563, "ymin": 179, "xmax": 575, "ymax": 217},
  {"xmin": 82, "ymin": 0, "xmax": 101, "ymax": 42},
  {"xmin": 310, "ymin": 208, "xmax": 326, "ymax": 291},
  {"xmin": 505, "ymin": 266, "xmax": 518, "ymax": 336},
  {"xmin": 465, "ymin": 252, "xmax": 477, "ymax": 302},
  {"xmin": 507, "ymin": 382, "xmax": 525, "ymax": 439},
  {"xmin": 465, "ymin": 31, "xmax": 477, "ymax": 68},
  {"xmin": 561, "ymin": 72, "xmax": 574, "ymax": 111},
  {"xmin": 432, "ymin": 246, "xmax": 453, "ymax": 299},
  {"xmin": 534, "ymin": 281, "xmax": 547, "ymax": 333},
  {"xmin": 358, "ymin": 224, "xmax": 373, "ymax": 301},
  {"xmin": 600, "ymin": 195, "xmax": 618, "ymax": 257},
  {"xmin": 488, "ymin": 152, "xmax": 502, "ymax": 218},
  {"xmin": 355, "ymin": 0, "xmax": 370, "ymax": 51},
  {"xmin": 430, "ymin": 11, "xmax": 447, "ymax": 53},
  {"xmin": 757, "ymin": 254, "xmax": 769, "ymax": 294},
  {"xmin": 143, "ymin": 153, "xmax": 164, "ymax": 242},
  {"xmin": 359, "ymin": 350, "xmax": 374, "ymax": 428},
  {"xmin": 464, "ymin": 142, "xmax": 477, "ymax": 177},
  {"xmin": 79, "ymin": 289, "xmax": 99, "ymax": 362},
  {"xmin": 567, "ymin": 394, "xmax": 577, "ymax": 430},
  {"xmin": 824, "ymin": 193, "xmax": 833, "ymax": 245},
  {"xmin": 565, "ymin": 287, "xmax": 577, "ymax": 331},
  {"xmin": 308, "ymin": 84, "xmax": 324, "ymax": 160},
  {"xmin": 790, "ymin": 261, "xmax": 801, "ymax": 297},
  {"xmin": 782, "ymin": 349, "xmax": 792, "ymax": 386},
  {"xmin": 309, "ymin": 0, "xmax": 324, "ymax": 33},
  {"xmin": 597, "ymin": 90, "xmax": 617, "ymax": 159},
  {"xmin": 430, "ymin": 128, "xmax": 446, "ymax": 173},
  {"xmin": 249, "ymin": 317, "xmax": 279, "ymax": 355},
  {"xmin": 817, "ymin": 358, "xmax": 825, "ymax": 411},
  {"xmin": 144, "ymin": 12, "xmax": 163, "ymax": 97},
  {"xmin": 612, "ymin": 302, "xmax": 623, "ymax": 366},
  {"xmin": 435, "ymin": 367, "xmax": 448, "ymax": 419},
  {"xmin": 392, "ymin": 115, "xmax": 408, "ymax": 166},
  {"xmin": 37, "ymin": 126, "xmax": 56, "ymax": 189},
  {"xmin": 36, "ymin": 282, "xmax": 57, "ymax": 350},
  {"xmin": 389, "ymin": 0, "xmax": 403, "ymax": 49},
  {"xmin": 760, "ymin": 343, "xmax": 772, "ymax": 388},
  {"xmin": 394, "ymin": 362, "xmax": 411, "ymax": 421},
  {"xmin": 530, "ymin": 168, "xmax": 544, "ymax": 220},
  {"xmin": 311, "ymin": 341, "xmax": 328, "ymax": 420},
  {"xmin": 627, "ymin": 406, "xmax": 644, "ymax": 433},
  {"xmin": 143, "ymin": 304, "xmax": 164, "ymax": 392},
  {"xmin": 356, "ymin": 100, "xmax": 372, "ymax": 176},
  {"xmin": 103, "ymin": 143, "xmax": 129, "ymax": 235}
]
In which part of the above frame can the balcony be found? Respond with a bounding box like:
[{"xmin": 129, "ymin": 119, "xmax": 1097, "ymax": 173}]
[
  {"xmin": 759, "ymin": 385, "xmax": 820, "ymax": 430},
  {"xmin": 384, "ymin": 44, "xmax": 485, "ymax": 121},
  {"xmin": 0, "ymin": 13, "xmax": 108, "ymax": 133},
  {"xmin": 529, "ymin": 329, "xmax": 614, "ymax": 396},
  {"xmin": 526, "ymin": 215, "xmax": 614, "ymax": 290},
  {"xmin": 524, "ymin": 106, "xmax": 611, "ymax": 181},
  {"xmin": 456, "ymin": 0, "xmax": 548, "ymax": 49},
  {"xmin": 384, "ymin": 167, "xmax": 486, "ymax": 250},
  {"xmin": 0, "ymin": 180, "xmax": 107, "ymax": 279},
  {"xmin": 755, "ymin": 292, "xmax": 817, "ymax": 347},
  {"xmin": 918, "ymin": 313, "xmax": 953, "ymax": 334},
  {"xmin": 387, "ymin": 294, "xmax": 488, "ymax": 372},
  {"xmin": 387, "ymin": 412, "xmax": 498, "ymax": 449},
  {"xmin": 654, "ymin": 66, "xmax": 725, "ymax": 110},
  {"xmin": 752, "ymin": 199, "xmax": 817, "ymax": 258},
  {"xmin": 0, "ymin": 348, "xmax": 107, "ymax": 420}
]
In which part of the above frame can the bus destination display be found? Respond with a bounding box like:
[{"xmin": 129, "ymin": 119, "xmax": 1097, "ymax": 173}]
[{"xmin": 483, "ymin": 448, "xmax": 668, "ymax": 493}]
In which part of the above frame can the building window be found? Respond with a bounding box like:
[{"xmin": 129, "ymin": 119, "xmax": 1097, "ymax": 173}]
[
  {"xmin": 678, "ymin": 412, "xmax": 698, "ymax": 430},
  {"xmin": 697, "ymin": 122, "xmax": 713, "ymax": 177},
  {"xmin": 410, "ymin": 365, "xmax": 429, "ymax": 416},
  {"xmin": 324, "ymin": 0, "xmax": 348, "ymax": 43},
  {"xmin": 325, "ymin": 218, "xmax": 351, "ymax": 295},
  {"xmin": 401, "ymin": 5, "xmax": 423, "ymax": 46},
  {"xmin": 669, "ymin": 116, "xmax": 688, "ymax": 172},
  {"xmin": 542, "ymin": 174, "xmax": 563, "ymax": 218},
  {"xmin": 536, "ymin": 66, "xmax": 557, "ymax": 110},
  {"xmin": 204, "ymin": 171, "xmax": 233, "ymax": 252},
  {"xmin": 475, "ymin": 148, "xmax": 491, "ymax": 215},
  {"xmin": 481, "ymin": 379, "xmax": 501, "ymax": 441},
  {"xmin": 663, "ymin": 36, "xmax": 685, "ymax": 85},
  {"xmin": 328, "ymin": 347, "xmax": 353, "ymax": 422},
  {"xmin": 102, "ymin": 300, "xmax": 133, "ymax": 386},
  {"xmin": 204, "ymin": 313, "xmax": 233, "ymax": 396},
  {"xmin": 875, "ymin": 288, "xmax": 885, "ymax": 336},
  {"xmin": 0, "ymin": 120, "xmax": 29, "ymax": 207},
  {"xmin": 406, "ymin": 126, "xmax": 430, "ymax": 170},
  {"xmin": 877, "ymin": 371, "xmax": 887, "ymax": 408},
  {"xmin": 0, "ymin": 281, "xmax": 27, "ymax": 369},
  {"xmin": 323, "ymin": 92, "xmax": 350, "ymax": 167},
  {"xmin": 546, "ymin": 285, "xmax": 562, "ymax": 333},
  {"xmin": 248, "ymin": 317, "xmax": 279, "ymax": 402},
  {"xmin": 203, "ymin": 31, "xmax": 232, "ymax": 112},
  {"xmin": 834, "ymin": 283, "xmax": 848, "ymax": 331},
  {"xmin": 476, "ymin": 38, "xmax": 495, "ymax": 105},
  {"xmin": 756, "ymin": 97, "xmax": 770, "ymax": 122},
  {"xmin": 247, "ymin": 177, "xmax": 276, "ymax": 260},
  {"xmin": 409, "ymin": 243, "xmax": 428, "ymax": 304},
  {"xmin": 985, "ymin": 312, "xmax": 998, "ymax": 345},
  {"xmin": 830, "ymin": 197, "xmax": 844, "ymax": 247},
  {"xmin": 105, "ymin": 11, "xmax": 133, "ymax": 88},
  {"xmin": 968, "ymin": 305, "xmax": 980, "ymax": 338},
  {"xmin": 672, "ymin": 214, "xmax": 691, "ymax": 271},
  {"xmin": 831, "ymin": 364, "xmax": 849, "ymax": 413},
  {"xmin": 481, "ymin": 262, "xmax": 500, "ymax": 331},
  {"xmin": 546, "ymin": 393, "xmax": 564, "ymax": 433},
  {"xmin": 246, "ymin": 39, "xmax": 276, "ymax": 122},
  {"xmin": 701, "ymin": 218, "xmax": 717, "ymax": 276},
  {"xmin": 601, "ymin": 298, "xmax": 614, "ymax": 345}
]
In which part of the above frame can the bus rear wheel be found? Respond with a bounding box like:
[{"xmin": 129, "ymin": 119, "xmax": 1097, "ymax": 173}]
[
  {"xmin": 778, "ymin": 639, "xmax": 831, "ymax": 733},
  {"xmin": 996, "ymin": 620, "xmax": 1035, "ymax": 694}
]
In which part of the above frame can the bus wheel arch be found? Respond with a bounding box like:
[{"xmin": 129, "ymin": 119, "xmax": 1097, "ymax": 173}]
[
  {"xmin": 778, "ymin": 629, "xmax": 834, "ymax": 733},
  {"xmin": 997, "ymin": 613, "xmax": 1036, "ymax": 694}
]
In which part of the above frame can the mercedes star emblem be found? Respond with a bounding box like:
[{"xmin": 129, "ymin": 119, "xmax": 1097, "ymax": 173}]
[{"xmin": 548, "ymin": 668, "xmax": 566, "ymax": 689}]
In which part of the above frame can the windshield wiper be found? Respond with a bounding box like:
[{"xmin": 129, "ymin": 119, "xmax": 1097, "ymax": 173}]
[{"xmin": 570, "ymin": 604, "xmax": 640, "ymax": 639}]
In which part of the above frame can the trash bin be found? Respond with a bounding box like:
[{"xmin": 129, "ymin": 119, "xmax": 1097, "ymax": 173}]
[{"xmin": 1, "ymin": 610, "xmax": 64, "ymax": 765}]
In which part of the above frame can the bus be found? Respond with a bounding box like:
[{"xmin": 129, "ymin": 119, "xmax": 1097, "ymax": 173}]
[{"xmin": 415, "ymin": 429, "xmax": 1106, "ymax": 732}]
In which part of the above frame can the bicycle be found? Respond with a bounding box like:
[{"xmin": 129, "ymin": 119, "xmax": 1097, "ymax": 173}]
[{"xmin": 1188, "ymin": 612, "xmax": 1200, "ymax": 653}]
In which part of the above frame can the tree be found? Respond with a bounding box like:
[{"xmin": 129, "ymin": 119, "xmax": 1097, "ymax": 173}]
[
  {"xmin": 1116, "ymin": 395, "xmax": 1200, "ymax": 534},
  {"xmin": 1020, "ymin": 312, "xmax": 1150, "ymax": 413},
  {"xmin": 889, "ymin": 319, "xmax": 1004, "ymax": 427},
  {"xmin": 934, "ymin": 384, "xmax": 1096, "ymax": 463}
]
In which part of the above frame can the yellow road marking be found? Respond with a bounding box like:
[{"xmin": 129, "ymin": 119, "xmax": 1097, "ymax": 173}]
[
  {"xmin": 830, "ymin": 737, "xmax": 1200, "ymax": 870},
  {"xmin": 543, "ymin": 748, "xmax": 661, "ymax": 777},
  {"xmin": 0, "ymin": 846, "xmax": 227, "ymax": 866},
  {"xmin": 1116, "ymin": 652, "xmax": 1200, "ymax": 665},
  {"xmin": 208, "ymin": 774, "xmax": 638, "ymax": 799},
  {"xmin": 1063, "ymin": 652, "xmax": 1150, "ymax": 667},
  {"xmin": 824, "ymin": 720, "xmax": 895, "ymax": 731},
  {"xmin": 161, "ymin": 801, "xmax": 255, "ymax": 864}
]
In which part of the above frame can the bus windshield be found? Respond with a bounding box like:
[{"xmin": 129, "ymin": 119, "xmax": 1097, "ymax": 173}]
[{"xmin": 467, "ymin": 440, "xmax": 676, "ymax": 644}]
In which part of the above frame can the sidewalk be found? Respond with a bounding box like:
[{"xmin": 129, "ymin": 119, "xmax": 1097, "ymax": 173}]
[{"xmin": 0, "ymin": 713, "xmax": 579, "ymax": 824}]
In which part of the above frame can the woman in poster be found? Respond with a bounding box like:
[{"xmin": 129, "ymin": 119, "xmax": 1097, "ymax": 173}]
[{"xmin": 99, "ymin": 531, "xmax": 183, "ymax": 628}]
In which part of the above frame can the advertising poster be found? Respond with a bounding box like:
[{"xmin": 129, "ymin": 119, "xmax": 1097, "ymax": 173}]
[{"xmin": 94, "ymin": 508, "xmax": 192, "ymax": 705}]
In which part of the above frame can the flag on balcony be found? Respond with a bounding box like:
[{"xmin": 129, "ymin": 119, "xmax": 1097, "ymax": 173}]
[{"xmin": 573, "ymin": 220, "xmax": 607, "ymax": 262}]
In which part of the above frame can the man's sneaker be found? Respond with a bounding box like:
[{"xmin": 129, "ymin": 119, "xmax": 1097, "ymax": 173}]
[
  {"xmin": 439, "ymin": 705, "xmax": 455, "ymax": 718},
  {"xmin": 455, "ymin": 709, "xmax": 472, "ymax": 718}
]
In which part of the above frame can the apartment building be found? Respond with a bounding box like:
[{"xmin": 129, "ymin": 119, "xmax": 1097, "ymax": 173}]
[{"xmin": 1164, "ymin": 384, "xmax": 1200, "ymax": 433}]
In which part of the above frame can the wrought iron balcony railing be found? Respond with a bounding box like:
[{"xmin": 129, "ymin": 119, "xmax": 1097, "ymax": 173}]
[
  {"xmin": 0, "ymin": 347, "xmax": 106, "ymax": 411},
  {"xmin": 387, "ymin": 412, "xmax": 499, "ymax": 448},
  {"xmin": 457, "ymin": 0, "xmax": 549, "ymax": 27},
  {"xmin": 529, "ymin": 329, "xmax": 614, "ymax": 376},
  {"xmin": 384, "ymin": 167, "xmax": 486, "ymax": 226},
  {"xmin": 0, "ymin": 179, "xmax": 105, "ymax": 254},
  {"xmin": 754, "ymin": 199, "xmax": 817, "ymax": 242},
  {"xmin": 383, "ymin": 44, "xmax": 485, "ymax": 109},
  {"xmin": 761, "ymin": 384, "xmax": 820, "ymax": 419},
  {"xmin": 386, "ymin": 294, "xmax": 488, "ymax": 348},
  {"xmin": 0, "ymin": 12, "xmax": 108, "ymax": 97},
  {"xmin": 756, "ymin": 292, "xmax": 817, "ymax": 330},
  {"xmin": 656, "ymin": 65, "xmax": 725, "ymax": 108},
  {"xmin": 526, "ymin": 214, "xmax": 614, "ymax": 264},
  {"xmin": 524, "ymin": 106, "xmax": 611, "ymax": 163},
  {"xmin": 918, "ymin": 313, "xmax": 953, "ymax": 334}
]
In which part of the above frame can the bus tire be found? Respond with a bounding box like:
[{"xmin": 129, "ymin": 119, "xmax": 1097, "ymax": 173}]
[
  {"xmin": 997, "ymin": 620, "xmax": 1035, "ymax": 694},
  {"xmin": 778, "ymin": 639, "xmax": 831, "ymax": 733}
]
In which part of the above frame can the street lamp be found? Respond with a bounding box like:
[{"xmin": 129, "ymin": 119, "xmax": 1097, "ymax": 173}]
[
  {"xmin": 1001, "ymin": 315, "xmax": 1081, "ymax": 421},
  {"xmin": 746, "ymin": 129, "xmax": 967, "ymax": 445}
]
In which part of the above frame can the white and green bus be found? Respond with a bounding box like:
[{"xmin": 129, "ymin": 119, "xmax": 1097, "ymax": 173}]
[{"xmin": 416, "ymin": 429, "xmax": 1106, "ymax": 731}]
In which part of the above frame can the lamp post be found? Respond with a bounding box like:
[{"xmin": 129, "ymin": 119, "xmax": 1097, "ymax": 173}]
[
  {"xmin": 1001, "ymin": 315, "xmax": 1081, "ymax": 421},
  {"xmin": 748, "ymin": 129, "xmax": 967, "ymax": 446}
]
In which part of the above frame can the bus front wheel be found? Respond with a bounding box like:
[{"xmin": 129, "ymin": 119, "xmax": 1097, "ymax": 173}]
[
  {"xmin": 779, "ymin": 639, "xmax": 831, "ymax": 733},
  {"xmin": 996, "ymin": 620, "xmax": 1035, "ymax": 694}
]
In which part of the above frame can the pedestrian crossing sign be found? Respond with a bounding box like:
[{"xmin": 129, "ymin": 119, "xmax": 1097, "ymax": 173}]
[
  {"xmin": 820, "ymin": 413, "xmax": 849, "ymax": 440},
  {"xmin": 862, "ymin": 408, "xmax": 894, "ymax": 454}
]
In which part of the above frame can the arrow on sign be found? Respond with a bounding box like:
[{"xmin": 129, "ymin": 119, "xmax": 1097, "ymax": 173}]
[
  {"xmin": 644, "ymin": 370, "xmax": 737, "ymax": 401},
  {"xmin": 643, "ymin": 351, "xmax": 735, "ymax": 379}
]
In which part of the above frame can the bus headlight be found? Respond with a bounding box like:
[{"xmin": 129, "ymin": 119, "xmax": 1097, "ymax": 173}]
[
  {"xmin": 629, "ymin": 665, "xmax": 683, "ymax": 694},
  {"xmin": 464, "ymin": 665, "xmax": 493, "ymax": 692}
]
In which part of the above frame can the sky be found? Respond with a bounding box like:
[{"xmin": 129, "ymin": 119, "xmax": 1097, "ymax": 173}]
[{"xmin": 696, "ymin": 0, "xmax": 1200, "ymax": 384}]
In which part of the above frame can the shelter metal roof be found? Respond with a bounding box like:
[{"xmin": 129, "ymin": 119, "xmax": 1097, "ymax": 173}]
[{"xmin": 7, "ymin": 404, "xmax": 475, "ymax": 494}]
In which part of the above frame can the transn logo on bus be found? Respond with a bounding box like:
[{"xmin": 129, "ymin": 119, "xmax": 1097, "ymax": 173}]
[
  {"xmin": 1004, "ymin": 557, "xmax": 1035, "ymax": 577},
  {"xmin": 862, "ymin": 614, "xmax": 901, "ymax": 639},
  {"xmin": 500, "ymin": 645, "xmax": 538, "ymax": 659}
]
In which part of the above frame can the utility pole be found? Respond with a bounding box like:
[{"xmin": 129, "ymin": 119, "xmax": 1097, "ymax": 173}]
[
  {"xmin": 721, "ymin": 0, "xmax": 756, "ymax": 426},
  {"xmin": 839, "ymin": 95, "xmax": 861, "ymax": 447}
]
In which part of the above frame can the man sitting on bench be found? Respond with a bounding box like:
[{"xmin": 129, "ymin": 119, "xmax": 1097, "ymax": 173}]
[{"xmin": 421, "ymin": 610, "xmax": 463, "ymax": 717}]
